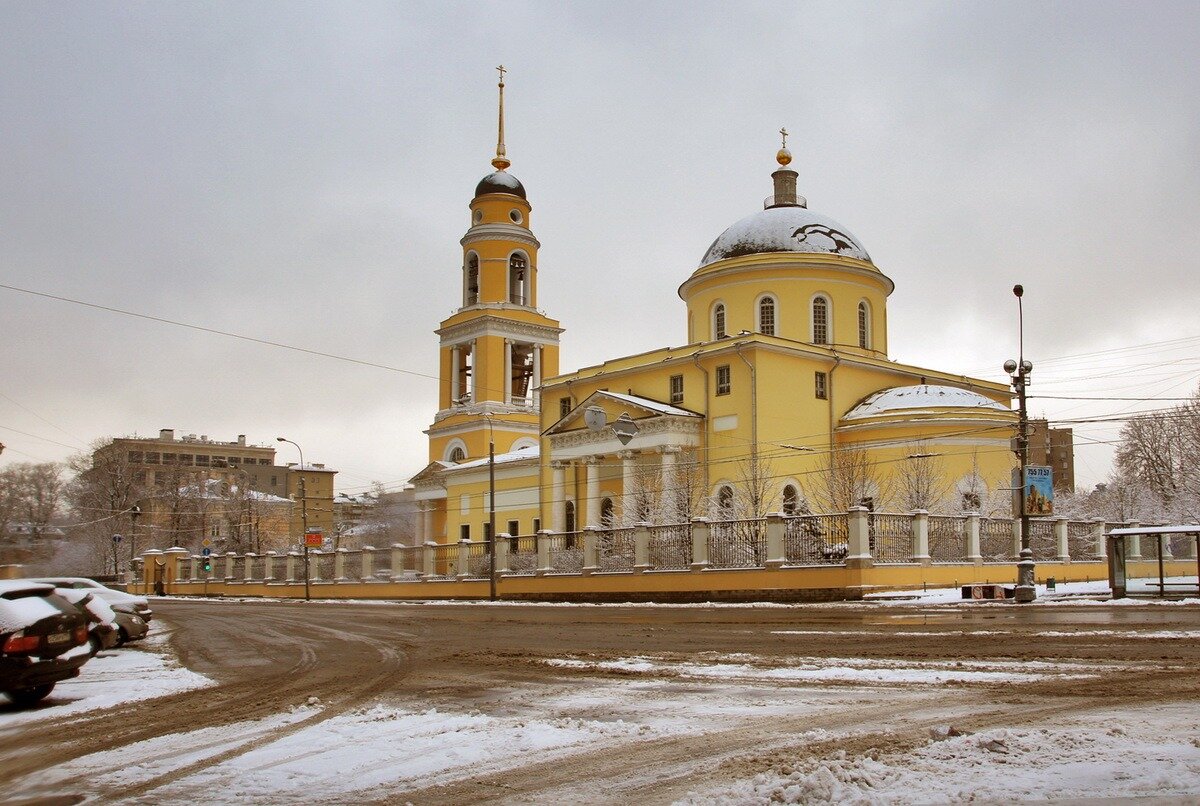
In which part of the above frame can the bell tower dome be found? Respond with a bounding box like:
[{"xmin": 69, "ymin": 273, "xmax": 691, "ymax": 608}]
[{"xmin": 426, "ymin": 68, "xmax": 563, "ymax": 465}]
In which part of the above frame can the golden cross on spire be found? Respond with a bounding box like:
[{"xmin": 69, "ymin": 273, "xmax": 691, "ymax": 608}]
[
  {"xmin": 780, "ymin": 127, "xmax": 788, "ymax": 149},
  {"xmin": 492, "ymin": 66, "xmax": 510, "ymax": 170}
]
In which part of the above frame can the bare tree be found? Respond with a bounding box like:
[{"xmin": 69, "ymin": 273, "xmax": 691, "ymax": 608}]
[
  {"xmin": 893, "ymin": 442, "xmax": 949, "ymax": 512},
  {"xmin": 805, "ymin": 444, "xmax": 890, "ymax": 513}
]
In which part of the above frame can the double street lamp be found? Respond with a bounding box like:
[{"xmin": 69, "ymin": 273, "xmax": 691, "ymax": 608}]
[
  {"xmin": 1004, "ymin": 284, "xmax": 1036, "ymax": 603},
  {"xmin": 276, "ymin": 437, "xmax": 310, "ymax": 602}
]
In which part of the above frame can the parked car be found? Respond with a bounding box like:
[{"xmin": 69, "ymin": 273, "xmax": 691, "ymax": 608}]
[
  {"xmin": 54, "ymin": 588, "xmax": 119, "ymax": 653},
  {"xmin": 0, "ymin": 580, "xmax": 91, "ymax": 707},
  {"xmin": 29, "ymin": 578, "xmax": 153, "ymax": 623},
  {"xmin": 111, "ymin": 609, "xmax": 149, "ymax": 645}
]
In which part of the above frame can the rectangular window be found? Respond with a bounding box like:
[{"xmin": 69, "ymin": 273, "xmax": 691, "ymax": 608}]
[
  {"xmin": 161, "ymin": 453, "xmax": 176, "ymax": 464},
  {"xmin": 482, "ymin": 522, "xmax": 492, "ymax": 540},
  {"xmin": 145, "ymin": 452, "xmax": 159, "ymax": 464},
  {"xmin": 177, "ymin": 454, "xmax": 193, "ymax": 465},
  {"xmin": 128, "ymin": 451, "xmax": 144, "ymax": 464},
  {"xmin": 195, "ymin": 454, "xmax": 210, "ymax": 466},
  {"xmin": 716, "ymin": 365, "xmax": 731, "ymax": 396},
  {"xmin": 532, "ymin": 517, "xmax": 541, "ymax": 534},
  {"xmin": 559, "ymin": 396, "xmax": 572, "ymax": 419},
  {"xmin": 460, "ymin": 524, "xmax": 471, "ymax": 541},
  {"xmin": 669, "ymin": 374, "xmax": 684, "ymax": 405},
  {"xmin": 259, "ymin": 458, "xmax": 271, "ymax": 465},
  {"xmin": 815, "ymin": 371, "xmax": 828, "ymax": 400},
  {"xmin": 271, "ymin": 475, "xmax": 278, "ymax": 486},
  {"xmin": 507, "ymin": 519, "xmax": 519, "ymax": 536}
]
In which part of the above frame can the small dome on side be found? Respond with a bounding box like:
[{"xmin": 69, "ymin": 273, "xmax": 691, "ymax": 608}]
[
  {"xmin": 842, "ymin": 385, "xmax": 1009, "ymax": 421},
  {"xmin": 475, "ymin": 171, "xmax": 526, "ymax": 199}
]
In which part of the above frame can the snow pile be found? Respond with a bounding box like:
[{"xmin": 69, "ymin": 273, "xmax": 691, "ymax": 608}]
[
  {"xmin": 0, "ymin": 595, "xmax": 60, "ymax": 633},
  {"xmin": 546, "ymin": 654, "xmax": 1096, "ymax": 685},
  {"xmin": 679, "ymin": 719, "xmax": 1200, "ymax": 804}
]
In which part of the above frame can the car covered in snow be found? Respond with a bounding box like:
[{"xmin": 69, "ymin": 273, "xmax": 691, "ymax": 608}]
[
  {"xmin": 54, "ymin": 587, "xmax": 120, "ymax": 652},
  {"xmin": 30, "ymin": 577, "xmax": 153, "ymax": 624},
  {"xmin": 0, "ymin": 580, "xmax": 92, "ymax": 707}
]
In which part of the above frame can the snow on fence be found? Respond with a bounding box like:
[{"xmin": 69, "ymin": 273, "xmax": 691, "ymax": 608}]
[
  {"xmin": 598, "ymin": 528, "xmax": 636, "ymax": 572},
  {"xmin": 785, "ymin": 514, "xmax": 847, "ymax": 564},
  {"xmin": 649, "ymin": 523, "xmax": 691, "ymax": 569},
  {"xmin": 159, "ymin": 512, "xmax": 1151, "ymax": 587},
  {"xmin": 708, "ymin": 518, "xmax": 767, "ymax": 568}
]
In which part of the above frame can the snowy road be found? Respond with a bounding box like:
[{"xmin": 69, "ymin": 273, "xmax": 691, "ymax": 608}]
[{"xmin": 2, "ymin": 596, "xmax": 1199, "ymax": 804}]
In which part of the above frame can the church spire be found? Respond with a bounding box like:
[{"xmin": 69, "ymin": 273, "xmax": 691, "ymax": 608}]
[{"xmin": 492, "ymin": 65, "xmax": 511, "ymax": 171}]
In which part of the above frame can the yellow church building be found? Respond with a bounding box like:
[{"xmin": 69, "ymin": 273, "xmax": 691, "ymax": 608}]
[{"xmin": 410, "ymin": 77, "xmax": 1016, "ymax": 549}]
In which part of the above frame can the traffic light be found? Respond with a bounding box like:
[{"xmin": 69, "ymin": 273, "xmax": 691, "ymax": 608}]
[{"xmin": 202, "ymin": 559, "xmax": 212, "ymax": 573}]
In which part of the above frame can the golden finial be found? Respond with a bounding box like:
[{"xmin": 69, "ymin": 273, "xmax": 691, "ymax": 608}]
[
  {"xmin": 492, "ymin": 64, "xmax": 511, "ymax": 171},
  {"xmin": 776, "ymin": 126, "xmax": 792, "ymax": 166}
]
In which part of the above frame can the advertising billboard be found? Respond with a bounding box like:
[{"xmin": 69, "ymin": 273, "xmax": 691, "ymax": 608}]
[{"xmin": 1023, "ymin": 465, "xmax": 1054, "ymax": 516}]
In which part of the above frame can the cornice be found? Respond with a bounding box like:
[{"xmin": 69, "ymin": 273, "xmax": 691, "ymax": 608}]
[
  {"xmin": 461, "ymin": 223, "xmax": 541, "ymax": 250},
  {"xmin": 437, "ymin": 314, "xmax": 564, "ymax": 345},
  {"xmin": 547, "ymin": 415, "xmax": 702, "ymax": 450},
  {"xmin": 678, "ymin": 254, "xmax": 895, "ymax": 300}
]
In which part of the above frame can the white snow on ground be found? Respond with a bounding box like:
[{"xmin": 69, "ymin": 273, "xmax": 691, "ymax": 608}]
[
  {"xmin": 544, "ymin": 654, "xmax": 1111, "ymax": 685},
  {"xmin": 0, "ymin": 631, "xmax": 210, "ymax": 724},
  {"xmin": 676, "ymin": 703, "xmax": 1200, "ymax": 805}
]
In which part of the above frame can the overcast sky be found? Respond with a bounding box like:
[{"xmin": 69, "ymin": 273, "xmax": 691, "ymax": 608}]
[{"xmin": 2, "ymin": 1, "xmax": 1198, "ymax": 493}]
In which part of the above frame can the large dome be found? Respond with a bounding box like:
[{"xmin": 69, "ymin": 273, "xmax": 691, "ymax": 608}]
[
  {"xmin": 842, "ymin": 385, "xmax": 1009, "ymax": 421},
  {"xmin": 700, "ymin": 206, "xmax": 871, "ymax": 267},
  {"xmin": 475, "ymin": 170, "xmax": 526, "ymax": 199}
]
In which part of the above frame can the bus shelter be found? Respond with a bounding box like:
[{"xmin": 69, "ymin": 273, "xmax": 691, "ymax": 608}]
[{"xmin": 1106, "ymin": 525, "xmax": 1200, "ymax": 599}]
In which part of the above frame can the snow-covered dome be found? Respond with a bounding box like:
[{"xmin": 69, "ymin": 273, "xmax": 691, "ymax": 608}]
[
  {"xmin": 842, "ymin": 385, "xmax": 1009, "ymax": 421},
  {"xmin": 475, "ymin": 170, "xmax": 526, "ymax": 199},
  {"xmin": 700, "ymin": 206, "xmax": 871, "ymax": 267}
]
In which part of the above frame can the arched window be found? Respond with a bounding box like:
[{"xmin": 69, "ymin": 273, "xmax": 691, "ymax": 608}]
[
  {"xmin": 465, "ymin": 254, "xmax": 479, "ymax": 306},
  {"xmin": 600, "ymin": 497, "xmax": 614, "ymax": 526},
  {"xmin": 713, "ymin": 303, "xmax": 727, "ymax": 339},
  {"xmin": 564, "ymin": 500, "xmax": 576, "ymax": 533},
  {"xmin": 812, "ymin": 296, "xmax": 829, "ymax": 345},
  {"xmin": 509, "ymin": 254, "xmax": 528, "ymax": 305},
  {"xmin": 716, "ymin": 485, "xmax": 734, "ymax": 516},
  {"xmin": 782, "ymin": 484, "xmax": 799, "ymax": 515},
  {"xmin": 758, "ymin": 296, "xmax": 776, "ymax": 336},
  {"xmin": 449, "ymin": 446, "xmax": 466, "ymax": 463},
  {"xmin": 858, "ymin": 301, "xmax": 870, "ymax": 349}
]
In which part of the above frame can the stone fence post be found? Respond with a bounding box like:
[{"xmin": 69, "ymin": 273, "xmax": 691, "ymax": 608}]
[
  {"xmin": 309, "ymin": 550, "xmax": 322, "ymax": 581},
  {"xmin": 361, "ymin": 546, "xmax": 374, "ymax": 579},
  {"xmin": 1054, "ymin": 517, "xmax": 1069, "ymax": 562},
  {"xmin": 244, "ymin": 552, "xmax": 257, "ymax": 582},
  {"xmin": 581, "ymin": 527, "xmax": 599, "ymax": 574},
  {"xmin": 765, "ymin": 513, "xmax": 786, "ymax": 570},
  {"xmin": 391, "ymin": 543, "xmax": 406, "ymax": 575},
  {"xmin": 422, "ymin": 541, "xmax": 437, "ymax": 577},
  {"xmin": 335, "ymin": 547, "xmax": 349, "ymax": 581},
  {"xmin": 1092, "ymin": 518, "xmax": 1107, "ymax": 560},
  {"xmin": 263, "ymin": 551, "xmax": 277, "ymax": 581},
  {"xmin": 966, "ymin": 514, "xmax": 982, "ymax": 564},
  {"xmin": 1011, "ymin": 519, "xmax": 1022, "ymax": 560},
  {"xmin": 456, "ymin": 539, "xmax": 471, "ymax": 580},
  {"xmin": 224, "ymin": 552, "xmax": 236, "ymax": 581},
  {"xmin": 911, "ymin": 510, "xmax": 930, "ymax": 564},
  {"xmin": 286, "ymin": 551, "xmax": 298, "ymax": 582},
  {"xmin": 633, "ymin": 522, "xmax": 651, "ymax": 572},
  {"xmin": 495, "ymin": 534, "xmax": 510, "ymax": 574},
  {"xmin": 847, "ymin": 507, "xmax": 873, "ymax": 568},
  {"xmin": 536, "ymin": 530, "xmax": 553, "ymax": 575},
  {"xmin": 1127, "ymin": 521, "xmax": 1142, "ymax": 560},
  {"xmin": 690, "ymin": 517, "xmax": 710, "ymax": 571}
]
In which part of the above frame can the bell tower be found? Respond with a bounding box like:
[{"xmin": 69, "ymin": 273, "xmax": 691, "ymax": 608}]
[{"xmin": 426, "ymin": 67, "xmax": 563, "ymax": 464}]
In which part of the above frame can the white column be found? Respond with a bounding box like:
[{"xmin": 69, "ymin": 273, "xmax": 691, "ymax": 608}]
[
  {"xmin": 422, "ymin": 504, "xmax": 433, "ymax": 545},
  {"xmin": 469, "ymin": 339, "xmax": 477, "ymax": 403},
  {"xmin": 450, "ymin": 346, "xmax": 460, "ymax": 404},
  {"xmin": 660, "ymin": 447, "xmax": 679, "ymax": 523},
  {"xmin": 532, "ymin": 344, "xmax": 542, "ymax": 407},
  {"xmin": 618, "ymin": 450, "xmax": 636, "ymax": 524},
  {"xmin": 504, "ymin": 339, "xmax": 513, "ymax": 405},
  {"xmin": 414, "ymin": 503, "xmax": 426, "ymax": 544},
  {"xmin": 584, "ymin": 456, "xmax": 601, "ymax": 528},
  {"xmin": 551, "ymin": 461, "xmax": 567, "ymax": 532}
]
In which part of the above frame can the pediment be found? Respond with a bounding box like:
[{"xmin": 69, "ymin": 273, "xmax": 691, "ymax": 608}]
[{"xmin": 545, "ymin": 391, "xmax": 700, "ymax": 436}]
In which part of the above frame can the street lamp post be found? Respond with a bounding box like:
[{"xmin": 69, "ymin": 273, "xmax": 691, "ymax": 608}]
[
  {"xmin": 277, "ymin": 437, "xmax": 310, "ymax": 602},
  {"xmin": 1004, "ymin": 284, "xmax": 1036, "ymax": 603},
  {"xmin": 129, "ymin": 505, "xmax": 141, "ymax": 580}
]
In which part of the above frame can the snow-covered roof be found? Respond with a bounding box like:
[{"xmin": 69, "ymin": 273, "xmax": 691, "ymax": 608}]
[
  {"xmin": 0, "ymin": 583, "xmax": 61, "ymax": 633},
  {"xmin": 449, "ymin": 444, "xmax": 540, "ymax": 472},
  {"xmin": 603, "ymin": 391, "xmax": 700, "ymax": 418},
  {"xmin": 700, "ymin": 206, "xmax": 871, "ymax": 266},
  {"xmin": 842, "ymin": 385, "xmax": 1010, "ymax": 420}
]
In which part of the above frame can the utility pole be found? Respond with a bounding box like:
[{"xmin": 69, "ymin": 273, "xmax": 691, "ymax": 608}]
[
  {"xmin": 1005, "ymin": 284, "xmax": 1036, "ymax": 603},
  {"xmin": 277, "ymin": 437, "xmax": 310, "ymax": 602},
  {"xmin": 486, "ymin": 413, "xmax": 497, "ymax": 602}
]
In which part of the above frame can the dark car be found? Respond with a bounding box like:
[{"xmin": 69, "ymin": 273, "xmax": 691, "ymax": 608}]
[
  {"xmin": 30, "ymin": 577, "xmax": 153, "ymax": 623},
  {"xmin": 0, "ymin": 580, "xmax": 92, "ymax": 707}
]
